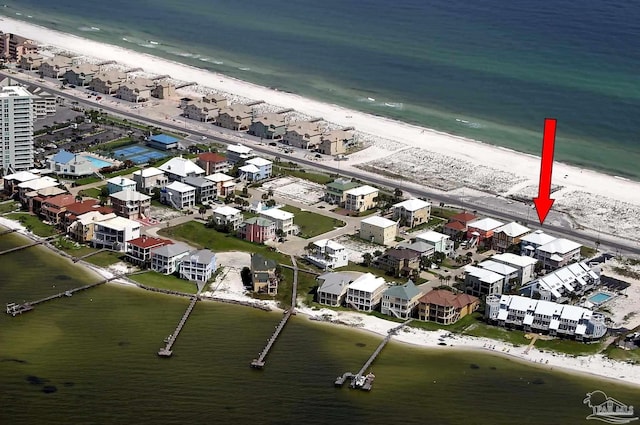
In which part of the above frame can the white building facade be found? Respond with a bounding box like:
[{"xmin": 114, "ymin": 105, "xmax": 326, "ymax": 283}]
[{"xmin": 0, "ymin": 86, "xmax": 34, "ymax": 172}]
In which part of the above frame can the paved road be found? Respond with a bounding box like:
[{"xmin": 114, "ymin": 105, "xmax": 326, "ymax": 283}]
[{"xmin": 8, "ymin": 72, "xmax": 639, "ymax": 257}]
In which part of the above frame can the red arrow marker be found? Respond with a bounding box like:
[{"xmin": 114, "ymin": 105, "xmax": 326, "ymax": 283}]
[{"xmin": 533, "ymin": 118, "xmax": 557, "ymax": 224}]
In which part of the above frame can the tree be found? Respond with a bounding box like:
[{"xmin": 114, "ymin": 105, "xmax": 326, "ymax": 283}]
[
  {"xmin": 393, "ymin": 188, "xmax": 403, "ymax": 201},
  {"xmin": 242, "ymin": 186, "xmax": 248, "ymax": 196},
  {"xmin": 268, "ymin": 188, "xmax": 274, "ymax": 198},
  {"xmin": 75, "ymin": 194, "xmax": 83, "ymax": 203},
  {"xmin": 373, "ymin": 250, "xmax": 383, "ymax": 257},
  {"xmin": 240, "ymin": 267, "xmax": 252, "ymax": 287},
  {"xmin": 199, "ymin": 206, "xmax": 207, "ymax": 218},
  {"xmin": 420, "ymin": 256, "xmax": 432, "ymax": 270},
  {"xmin": 362, "ymin": 252, "xmax": 373, "ymax": 267}
]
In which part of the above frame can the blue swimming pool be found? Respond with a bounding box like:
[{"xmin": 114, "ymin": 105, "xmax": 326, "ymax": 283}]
[
  {"xmin": 83, "ymin": 155, "xmax": 113, "ymax": 168},
  {"xmin": 588, "ymin": 292, "xmax": 612, "ymax": 305}
]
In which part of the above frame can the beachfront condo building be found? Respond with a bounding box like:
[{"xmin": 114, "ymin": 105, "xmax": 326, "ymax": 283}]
[
  {"xmin": 283, "ymin": 121, "xmax": 323, "ymax": 149},
  {"xmin": 126, "ymin": 236, "xmax": 173, "ymax": 268},
  {"xmin": 251, "ymin": 253, "xmax": 279, "ymax": 295},
  {"xmin": 519, "ymin": 261, "xmax": 600, "ymax": 302},
  {"xmin": 150, "ymin": 242, "xmax": 192, "ymax": 275},
  {"xmin": 216, "ymin": 104, "xmax": 253, "ymax": 131},
  {"xmin": 392, "ymin": 198, "xmax": 431, "ymax": 228},
  {"xmin": 317, "ymin": 129, "xmax": 354, "ymax": 156},
  {"xmin": 91, "ymin": 216, "xmax": 141, "ymax": 252},
  {"xmin": 0, "ymin": 32, "xmax": 38, "ymax": 61},
  {"xmin": 485, "ymin": 294, "xmax": 607, "ymax": 341},
  {"xmin": 18, "ymin": 54, "xmax": 43, "ymax": 71},
  {"xmin": 248, "ymin": 113, "xmax": 287, "ymax": 140},
  {"xmin": 0, "ymin": 86, "xmax": 34, "ymax": 172},
  {"xmin": 39, "ymin": 55, "xmax": 74, "ymax": 79}
]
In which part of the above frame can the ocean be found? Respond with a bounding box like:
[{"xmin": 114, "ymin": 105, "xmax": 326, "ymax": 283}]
[
  {"xmin": 2, "ymin": 0, "xmax": 640, "ymax": 180},
  {"xmin": 1, "ymin": 232, "xmax": 639, "ymax": 424}
]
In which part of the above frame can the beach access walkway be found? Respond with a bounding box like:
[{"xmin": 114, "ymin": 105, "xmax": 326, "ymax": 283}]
[{"xmin": 250, "ymin": 256, "xmax": 298, "ymax": 369}]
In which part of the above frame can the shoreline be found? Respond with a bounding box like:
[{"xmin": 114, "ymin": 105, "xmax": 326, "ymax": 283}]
[{"xmin": 1, "ymin": 215, "xmax": 638, "ymax": 388}]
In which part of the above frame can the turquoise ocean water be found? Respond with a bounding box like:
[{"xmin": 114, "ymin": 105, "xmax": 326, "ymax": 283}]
[{"xmin": 2, "ymin": 0, "xmax": 640, "ymax": 179}]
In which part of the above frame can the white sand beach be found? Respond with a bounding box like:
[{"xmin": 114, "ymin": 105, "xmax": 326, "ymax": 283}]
[{"xmin": 3, "ymin": 16, "xmax": 640, "ymax": 242}]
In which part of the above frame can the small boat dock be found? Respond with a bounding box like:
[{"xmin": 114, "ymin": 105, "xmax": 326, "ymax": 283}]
[
  {"xmin": 335, "ymin": 319, "xmax": 413, "ymax": 391},
  {"xmin": 158, "ymin": 296, "xmax": 199, "ymax": 357},
  {"xmin": 250, "ymin": 256, "xmax": 298, "ymax": 369}
]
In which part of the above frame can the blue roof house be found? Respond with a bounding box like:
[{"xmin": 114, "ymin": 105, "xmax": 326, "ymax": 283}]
[{"xmin": 147, "ymin": 134, "xmax": 180, "ymax": 151}]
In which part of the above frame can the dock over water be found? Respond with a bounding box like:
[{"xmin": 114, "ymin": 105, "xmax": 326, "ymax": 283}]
[
  {"xmin": 250, "ymin": 256, "xmax": 298, "ymax": 369},
  {"xmin": 158, "ymin": 296, "xmax": 199, "ymax": 357},
  {"xmin": 6, "ymin": 274, "xmax": 125, "ymax": 316},
  {"xmin": 0, "ymin": 239, "xmax": 46, "ymax": 256},
  {"xmin": 335, "ymin": 319, "xmax": 413, "ymax": 391}
]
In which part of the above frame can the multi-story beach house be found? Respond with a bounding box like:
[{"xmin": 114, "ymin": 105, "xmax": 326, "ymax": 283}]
[
  {"xmin": 0, "ymin": 86, "xmax": 34, "ymax": 172},
  {"xmin": 18, "ymin": 53, "xmax": 43, "ymax": 71},
  {"xmin": 179, "ymin": 249, "xmax": 217, "ymax": 286},
  {"xmin": 316, "ymin": 271, "xmax": 363, "ymax": 307},
  {"xmin": 283, "ymin": 121, "xmax": 324, "ymax": 149},
  {"xmin": 251, "ymin": 253, "xmax": 278, "ymax": 295},
  {"xmin": 534, "ymin": 238, "xmax": 582, "ymax": 270},
  {"xmin": 17, "ymin": 176, "xmax": 59, "ymax": 207},
  {"xmin": 91, "ymin": 70, "xmax": 127, "ymax": 94},
  {"xmin": 215, "ymin": 104, "xmax": 253, "ymax": 131},
  {"xmin": 345, "ymin": 273, "xmax": 387, "ymax": 312},
  {"xmin": 464, "ymin": 265, "xmax": 506, "ymax": 299},
  {"xmin": 151, "ymin": 81, "xmax": 175, "ymax": 99},
  {"xmin": 492, "ymin": 222, "xmax": 531, "ymax": 252},
  {"xmin": 520, "ymin": 230, "xmax": 557, "ymax": 256},
  {"xmin": 161, "ymin": 181, "xmax": 196, "ymax": 210},
  {"xmin": 3, "ymin": 170, "xmax": 39, "ymax": 195},
  {"xmin": 106, "ymin": 176, "xmax": 137, "ymax": 195},
  {"xmin": 184, "ymin": 101, "xmax": 220, "ymax": 122},
  {"xmin": 248, "ymin": 113, "xmax": 287, "ymax": 140},
  {"xmin": 392, "ymin": 198, "xmax": 431, "ymax": 228},
  {"xmin": 150, "ymin": 242, "xmax": 192, "ymax": 275},
  {"xmin": 259, "ymin": 208, "xmax": 296, "ymax": 235},
  {"xmin": 117, "ymin": 78, "xmax": 154, "ymax": 103},
  {"xmin": 485, "ymin": 294, "xmax": 607, "ymax": 340},
  {"xmin": 237, "ymin": 217, "xmax": 276, "ymax": 243},
  {"xmin": 418, "ymin": 290, "xmax": 479, "ymax": 325},
  {"xmin": 26, "ymin": 85, "xmax": 56, "ymax": 119},
  {"xmin": 359, "ymin": 216, "xmax": 397, "ymax": 245},
  {"xmin": 477, "ymin": 260, "xmax": 519, "ymax": 294},
  {"xmin": 197, "ymin": 152, "xmax": 230, "ymax": 174},
  {"xmin": 239, "ymin": 157, "xmax": 272, "ymax": 182},
  {"xmin": 63, "ymin": 63, "xmax": 100, "ymax": 87},
  {"xmin": 204, "ymin": 172, "xmax": 236, "ymax": 197},
  {"xmin": 324, "ymin": 178, "xmax": 360, "ymax": 206},
  {"xmin": 67, "ymin": 211, "xmax": 117, "ymax": 244},
  {"xmin": 126, "ymin": 236, "xmax": 173, "ymax": 268},
  {"xmin": 0, "ymin": 32, "xmax": 37, "ymax": 61},
  {"xmin": 520, "ymin": 261, "xmax": 600, "ymax": 302},
  {"xmin": 39, "ymin": 194, "xmax": 76, "ymax": 225},
  {"xmin": 466, "ymin": 217, "xmax": 504, "ymax": 248},
  {"xmin": 132, "ymin": 167, "xmax": 168, "ymax": 194},
  {"xmin": 415, "ymin": 230, "xmax": 454, "ymax": 257},
  {"xmin": 490, "ymin": 252, "xmax": 538, "ymax": 285},
  {"xmin": 443, "ymin": 212, "xmax": 478, "ymax": 240},
  {"xmin": 212, "ymin": 205, "xmax": 243, "ymax": 231},
  {"xmin": 376, "ymin": 248, "xmax": 421, "ymax": 277},
  {"xmin": 381, "ymin": 280, "xmax": 424, "ymax": 319},
  {"xmin": 344, "ymin": 185, "xmax": 379, "ymax": 213},
  {"xmin": 395, "ymin": 240, "xmax": 435, "ymax": 259},
  {"xmin": 158, "ymin": 157, "xmax": 205, "ymax": 182},
  {"xmin": 317, "ymin": 129, "xmax": 354, "ymax": 156},
  {"xmin": 305, "ymin": 239, "xmax": 349, "ymax": 270},
  {"xmin": 39, "ymin": 55, "xmax": 74, "ymax": 79},
  {"xmin": 109, "ymin": 190, "xmax": 151, "ymax": 220},
  {"xmin": 62, "ymin": 200, "xmax": 113, "ymax": 233},
  {"xmin": 183, "ymin": 176, "xmax": 216, "ymax": 204},
  {"xmin": 225, "ymin": 144, "xmax": 255, "ymax": 164},
  {"xmin": 91, "ymin": 215, "xmax": 141, "ymax": 252}
]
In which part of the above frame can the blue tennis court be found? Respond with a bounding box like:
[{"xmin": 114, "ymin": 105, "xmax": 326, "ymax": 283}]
[{"xmin": 112, "ymin": 145, "xmax": 168, "ymax": 164}]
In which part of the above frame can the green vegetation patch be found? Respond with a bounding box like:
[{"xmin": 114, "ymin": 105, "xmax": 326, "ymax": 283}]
[
  {"xmin": 78, "ymin": 187, "xmax": 104, "ymax": 199},
  {"xmin": 6, "ymin": 213, "xmax": 57, "ymax": 237},
  {"xmin": 129, "ymin": 271, "xmax": 198, "ymax": 294},
  {"xmin": 84, "ymin": 251, "xmax": 125, "ymax": 267},
  {"xmin": 431, "ymin": 207, "xmax": 462, "ymax": 220},
  {"xmin": 0, "ymin": 201, "xmax": 19, "ymax": 214},
  {"xmin": 580, "ymin": 245, "xmax": 597, "ymax": 258},
  {"xmin": 273, "ymin": 166, "xmax": 333, "ymax": 185},
  {"xmin": 280, "ymin": 205, "xmax": 345, "ymax": 238}
]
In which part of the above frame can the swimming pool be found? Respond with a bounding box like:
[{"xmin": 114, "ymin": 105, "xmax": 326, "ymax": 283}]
[
  {"xmin": 588, "ymin": 292, "xmax": 613, "ymax": 305},
  {"xmin": 83, "ymin": 155, "xmax": 113, "ymax": 168}
]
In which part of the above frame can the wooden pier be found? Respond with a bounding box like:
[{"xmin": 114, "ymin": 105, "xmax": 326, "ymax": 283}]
[
  {"xmin": 72, "ymin": 248, "xmax": 109, "ymax": 262},
  {"xmin": 157, "ymin": 296, "xmax": 199, "ymax": 357},
  {"xmin": 0, "ymin": 228, "xmax": 18, "ymax": 236},
  {"xmin": 0, "ymin": 239, "xmax": 45, "ymax": 256},
  {"xmin": 5, "ymin": 274, "xmax": 124, "ymax": 316},
  {"xmin": 335, "ymin": 319, "xmax": 413, "ymax": 391},
  {"xmin": 250, "ymin": 256, "xmax": 298, "ymax": 369}
]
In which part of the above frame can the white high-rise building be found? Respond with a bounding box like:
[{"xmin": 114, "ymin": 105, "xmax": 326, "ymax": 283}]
[{"xmin": 0, "ymin": 86, "xmax": 33, "ymax": 172}]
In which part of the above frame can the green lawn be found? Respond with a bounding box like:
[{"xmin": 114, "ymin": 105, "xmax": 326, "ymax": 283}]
[
  {"xmin": 52, "ymin": 237, "xmax": 99, "ymax": 257},
  {"xmin": 603, "ymin": 346, "xmax": 640, "ymax": 364},
  {"xmin": 410, "ymin": 216, "xmax": 446, "ymax": 232},
  {"xmin": 273, "ymin": 166, "xmax": 333, "ymax": 185},
  {"xmin": 0, "ymin": 201, "xmax": 19, "ymax": 214},
  {"xmin": 75, "ymin": 166, "xmax": 141, "ymax": 186},
  {"xmin": 6, "ymin": 213, "xmax": 58, "ymax": 237},
  {"xmin": 90, "ymin": 137, "xmax": 135, "ymax": 152},
  {"xmin": 84, "ymin": 251, "xmax": 125, "ymax": 267},
  {"xmin": 410, "ymin": 312, "xmax": 481, "ymax": 333},
  {"xmin": 128, "ymin": 271, "xmax": 198, "ymax": 294},
  {"xmin": 580, "ymin": 245, "xmax": 597, "ymax": 258},
  {"xmin": 334, "ymin": 262, "xmax": 405, "ymax": 283},
  {"xmin": 78, "ymin": 187, "xmax": 104, "ymax": 199},
  {"xmin": 280, "ymin": 205, "xmax": 345, "ymax": 238},
  {"xmin": 431, "ymin": 207, "xmax": 462, "ymax": 220}
]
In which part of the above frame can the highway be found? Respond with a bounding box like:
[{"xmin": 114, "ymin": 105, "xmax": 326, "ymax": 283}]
[{"xmin": 8, "ymin": 71, "xmax": 640, "ymax": 257}]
